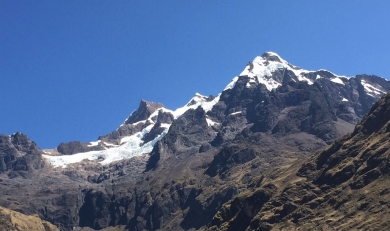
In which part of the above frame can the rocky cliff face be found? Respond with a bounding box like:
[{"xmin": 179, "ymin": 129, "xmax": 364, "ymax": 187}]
[
  {"xmin": 1, "ymin": 52, "xmax": 390, "ymax": 231},
  {"xmin": 211, "ymin": 92, "xmax": 390, "ymax": 230},
  {"xmin": 55, "ymin": 100, "xmax": 167, "ymax": 155},
  {"xmin": 0, "ymin": 132, "xmax": 44, "ymax": 176}
]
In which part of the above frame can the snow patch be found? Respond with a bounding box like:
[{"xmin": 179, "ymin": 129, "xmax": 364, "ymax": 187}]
[
  {"xmin": 87, "ymin": 140, "xmax": 101, "ymax": 147},
  {"xmin": 257, "ymin": 76, "xmax": 282, "ymax": 91},
  {"xmin": 102, "ymin": 142, "xmax": 117, "ymax": 147},
  {"xmin": 228, "ymin": 111, "xmax": 242, "ymax": 116},
  {"xmin": 318, "ymin": 69, "xmax": 351, "ymax": 79},
  {"xmin": 131, "ymin": 120, "xmax": 147, "ymax": 126},
  {"xmin": 361, "ymin": 79, "xmax": 386, "ymax": 97},
  {"xmin": 224, "ymin": 76, "xmax": 239, "ymax": 91},
  {"xmin": 172, "ymin": 93, "xmax": 220, "ymax": 119},
  {"xmin": 206, "ymin": 118, "xmax": 219, "ymax": 127},
  {"xmin": 330, "ymin": 77, "xmax": 345, "ymax": 85},
  {"xmin": 160, "ymin": 123, "xmax": 171, "ymax": 129},
  {"xmin": 342, "ymin": 98, "xmax": 349, "ymax": 102}
]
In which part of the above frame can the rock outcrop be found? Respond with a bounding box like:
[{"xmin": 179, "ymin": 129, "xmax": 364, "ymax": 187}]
[{"xmin": 0, "ymin": 132, "xmax": 44, "ymax": 175}]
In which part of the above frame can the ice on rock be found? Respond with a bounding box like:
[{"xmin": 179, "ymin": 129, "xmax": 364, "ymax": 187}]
[
  {"xmin": 43, "ymin": 123, "xmax": 164, "ymax": 168},
  {"xmin": 224, "ymin": 76, "xmax": 239, "ymax": 91},
  {"xmin": 228, "ymin": 111, "xmax": 242, "ymax": 116},
  {"xmin": 238, "ymin": 52, "xmax": 315, "ymax": 91},
  {"xmin": 235, "ymin": 52, "xmax": 356, "ymax": 92},
  {"xmin": 43, "ymin": 93, "xmax": 221, "ymax": 168},
  {"xmin": 361, "ymin": 79, "xmax": 386, "ymax": 97},
  {"xmin": 172, "ymin": 93, "xmax": 220, "ymax": 119},
  {"xmin": 87, "ymin": 140, "xmax": 101, "ymax": 147},
  {"xmin": 330, "ymin": 77, "xmax": 345, "ymax": 85}
]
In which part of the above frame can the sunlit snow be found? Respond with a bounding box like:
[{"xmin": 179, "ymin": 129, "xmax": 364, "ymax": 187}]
[
  {"xmin": 228, "ymin": 111, "xmax": 242, "ymax": 116},
  {"xmin": 206, "ymin": 117, "xmax": 219, "ymax": 126},
  {"xmin": 87, "ymin": 140, "xmax": 101, "ymax": 147},
  {"xmin": 43, "ymin": 123, "xmax": 168, "ymax": 168},
  {"xmin": 43, "ymin": 92, "xmax": 221, "ymax": 168},
  {"xmin": 330, "ymin": 77, "xmax": 345, "ymax": 85},
  {"xmin": 224, "ymin": 76, "xmax": 239, "ymax": 91},
  {"xmin": 172, "ymin": 93, "xmax": 220, "ymax": 119},
  {"xmin": 238, "ymin": 52, "xmax": 314, "ymax": 91},
  {"xmin": 361, "ymin": 79, "xmax": 386, "ymax": 97},
  {"xmin": 235, "ymin": 52, "xmax": 356, "ymax": 92}
]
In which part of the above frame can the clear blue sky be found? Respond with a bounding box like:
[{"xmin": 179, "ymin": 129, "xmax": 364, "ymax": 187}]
[{"xmin": 1, "ymin": 1, "xmax": 390, "ymax": 148}]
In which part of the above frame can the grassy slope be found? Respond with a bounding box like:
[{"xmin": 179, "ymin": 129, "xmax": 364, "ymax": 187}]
[{"xmin": 0, "ymin": 206, "xmax": 59, "ymax": 231}]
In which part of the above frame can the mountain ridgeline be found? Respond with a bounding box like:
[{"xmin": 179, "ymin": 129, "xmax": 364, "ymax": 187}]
[{"xmin": 1, "ymin": 52, "xmax": 390, "ymax": 231}]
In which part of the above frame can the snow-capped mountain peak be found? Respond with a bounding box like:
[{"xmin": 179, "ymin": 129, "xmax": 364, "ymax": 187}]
[
  {"xmin": 43, "ymin": 92, "xmax": 221, "ymax": 168},
  {"xmin": 42, "ymin": 51, "xmax": 390, "ymax": 168},
  {"xmin": 238, "ymin": 52, "xmax": 314, "ymax": 90},
  {"xmin": 223, "ymin": 52, "xmax": 359, "ymax": 92}
]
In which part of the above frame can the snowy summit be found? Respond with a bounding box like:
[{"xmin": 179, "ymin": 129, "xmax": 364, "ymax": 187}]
[{"xmin": 42, "ymin": 52, "xmax": 387, "ymax": 168}]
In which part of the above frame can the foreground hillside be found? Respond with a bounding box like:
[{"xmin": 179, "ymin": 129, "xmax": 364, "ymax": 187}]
[
  {"xmin": 0, "ymin": 206, "xmax": 59, "ymax": 231},
  {"xmin": 211, "ymin": 92, "xmax": 390, "ymax": 230}
]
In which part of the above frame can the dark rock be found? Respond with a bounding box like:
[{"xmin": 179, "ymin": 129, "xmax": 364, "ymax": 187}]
[
  {"xmin": 142, "ymin": 122, "xmax": 165, "ymax": 144},
  {"xmin": 56, "ymin": 141, "xmax": 105, "ymax": 155},
  {"xmin": 124, "ymin": 100, "xmax": 164, "ymax": 125},
  {"xmin": 0, "ymin": 132, "xmax": 43, "ymax": 174},
  {"xmin": 146, "ymin": 106, "xmax": 215, "ymax": 171}
]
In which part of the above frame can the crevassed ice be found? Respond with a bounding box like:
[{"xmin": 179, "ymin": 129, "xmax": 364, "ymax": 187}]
[
  {"xmin": 43, "ymin": 92, "xmax": 222, "ymax": 167},
  {"xmin": 43, "ymin": 123, "xmax": 170, "ymax": 168}
]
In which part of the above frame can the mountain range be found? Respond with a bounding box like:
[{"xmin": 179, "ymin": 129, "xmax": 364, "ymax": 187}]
[{"xmin": 1, "ymin": 52, "xmax": 390, "ymax": 230}]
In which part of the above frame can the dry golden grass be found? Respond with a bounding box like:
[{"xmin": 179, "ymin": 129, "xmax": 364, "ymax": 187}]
[{"xmin": 0, "ymin": 206, "xmax": 59, "ymax": 231}]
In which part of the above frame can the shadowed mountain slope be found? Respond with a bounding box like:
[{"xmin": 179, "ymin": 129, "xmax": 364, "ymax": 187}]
[{"xmin": 210, "ymin": 92, "xmax": 390, "ymax": 231}]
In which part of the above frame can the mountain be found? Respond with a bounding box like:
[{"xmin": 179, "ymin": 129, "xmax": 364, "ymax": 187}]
[
  {"xmin": 211, "ymin": 92, "xmax": 390, "ymax": 231},
  {"xmin": 1, "ymin": 52, "xmax": 390, "ymax": 231},
  {"xmin": 42, "ymin": 52, "xmax": 390, "ymax": 168}
]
